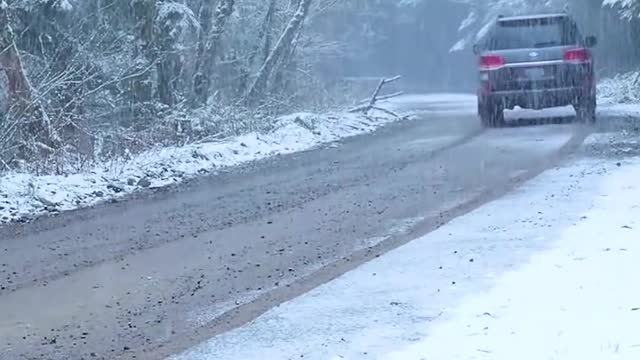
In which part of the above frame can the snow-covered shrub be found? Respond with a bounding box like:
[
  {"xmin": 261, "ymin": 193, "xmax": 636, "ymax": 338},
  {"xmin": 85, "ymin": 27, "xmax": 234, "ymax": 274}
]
[
  {"xmin": 598, "ymin": 71, "xmax": 640, "ymax": 105},
  {"xmin": 603, "ymin": 0, "xmax": 640, "ymax": 19}
]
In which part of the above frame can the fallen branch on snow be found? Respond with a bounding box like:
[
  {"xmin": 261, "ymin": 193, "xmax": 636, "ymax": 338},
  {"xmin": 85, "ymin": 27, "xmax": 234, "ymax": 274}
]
[{"xmin": 348, "ymin": 75, "xmax": 405, "ymax": 118}]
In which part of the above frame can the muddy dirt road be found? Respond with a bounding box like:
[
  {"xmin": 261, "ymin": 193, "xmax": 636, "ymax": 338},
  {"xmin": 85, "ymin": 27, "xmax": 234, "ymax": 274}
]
[{"xmin": 0, "ymin": 110, "xmax": 590, "ymax": 360}]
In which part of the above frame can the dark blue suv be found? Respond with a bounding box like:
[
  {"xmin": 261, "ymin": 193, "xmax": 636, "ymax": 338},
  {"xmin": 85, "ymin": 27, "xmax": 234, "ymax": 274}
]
[{"xmin": 473, "ymin": 13, "xmax": 598, "ymax": 127}]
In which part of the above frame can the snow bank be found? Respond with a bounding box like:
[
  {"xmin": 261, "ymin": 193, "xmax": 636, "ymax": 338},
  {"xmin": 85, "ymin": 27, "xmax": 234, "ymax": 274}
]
[
  {"xmin": 384, "ymin": 159, "xmax": 640, "ymax": 360},
  {"xmin": 0, "ymin": 111, "xmax": 398, "ymax": 224},
  {"xmin": 598, "ymin": 70, "xmax": 640, "ymax": 105}
]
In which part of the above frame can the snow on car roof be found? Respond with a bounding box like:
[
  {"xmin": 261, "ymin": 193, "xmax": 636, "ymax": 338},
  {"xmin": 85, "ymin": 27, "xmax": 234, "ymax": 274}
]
[{"xmin": 497, "ymin": 13, "xmax": 568, "ymax": 22}]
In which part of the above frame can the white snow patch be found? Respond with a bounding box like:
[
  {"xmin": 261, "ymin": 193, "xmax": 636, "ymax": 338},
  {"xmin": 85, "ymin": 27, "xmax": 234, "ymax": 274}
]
[{"xmin": 172, "ymin": 149, "xmax": 636, "ymax": 359}]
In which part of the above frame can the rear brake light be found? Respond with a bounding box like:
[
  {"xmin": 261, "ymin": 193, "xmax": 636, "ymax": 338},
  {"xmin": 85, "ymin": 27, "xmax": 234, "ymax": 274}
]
[
  {"xmin": 479, "ymin": 54, "xmax": 505, "ymax": 70},
  {"xmin": 563, "ymin": 48, "xmax": 590, "ymax": 62}
]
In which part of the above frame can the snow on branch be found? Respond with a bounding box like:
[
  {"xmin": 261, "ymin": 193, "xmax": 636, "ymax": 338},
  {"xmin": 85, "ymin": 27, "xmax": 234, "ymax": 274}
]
[
  {"xmin": 603, "ymin": 0, "xmax": 640, "ymax": 19},
  {"xmin": 157, "ymin": 1, "xmax": 200, "ymax": 31},
  {"xmin": 12, "ymin": 0, "xmax": 73, "ymax": 11}
]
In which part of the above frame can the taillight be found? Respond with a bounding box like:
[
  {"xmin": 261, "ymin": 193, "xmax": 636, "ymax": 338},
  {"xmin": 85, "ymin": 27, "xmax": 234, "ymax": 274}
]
[
  {"xmin": 479, "ymin": 54, "xmax": 505, "ymax": 70},
  {"xmin": 563, "ymin": 48, "xmax": 590, "ymax": 63}
]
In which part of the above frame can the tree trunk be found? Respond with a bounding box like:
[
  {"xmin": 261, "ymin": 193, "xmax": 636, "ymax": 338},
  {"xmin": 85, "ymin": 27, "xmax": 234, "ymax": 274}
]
[
  {"xmin": 130, "ymin": 0, "xmax": 156, "ymax": 105},
  {"xmin": 238, "ymin": 0, "xmax": 277, "ymax": 96},
  {"xmin": 193, "ymin": 0, "xmax": 235, "ymax": 105},
  {"xmin": 192, "ymin": 0, "xmax": 215, "ymax": 104},
  {"xmin": 245, "ymin": 0, "xmax": 312, "ymax": 105},
  {"xmin": 0, "ymin": 1, "xmax": 58, "ymax": 161},
  {"xmin": 0, "ymin": 7, "xmax": 32, "ymax": 108},
  {"xmin": 262, "ymin": 0, "xmax": 277, "ymax": 63},
  {"xmin": 156, "ymin": 44, "xmax": 180, "ymax": 107},
  {"xmin": 272, "ymin": 15, "xmax": 305, "ymax": 95},
  {"xmin": 156, "ymin": 4, "xmax": 188, "ymax": 107}
]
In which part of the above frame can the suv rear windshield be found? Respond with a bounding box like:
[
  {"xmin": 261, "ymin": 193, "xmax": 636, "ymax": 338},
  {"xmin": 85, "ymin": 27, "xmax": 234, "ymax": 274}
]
[{"xmin": 486, "ymin": 17, "xmax": 578, "ymax": 50}]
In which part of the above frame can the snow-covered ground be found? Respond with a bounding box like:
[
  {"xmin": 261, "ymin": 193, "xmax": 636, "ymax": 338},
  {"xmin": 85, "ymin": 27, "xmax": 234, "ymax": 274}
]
[
  {"xmin": 597, "ymin": 70, "xmax": 640, "ymax": 117},
  {"xmin": 172, "ymin": 137, "xmax": 640, "ymax": 360},
  {"xmin": 599, "ymin": 70, "xmax": 640, "ymax": 105},
  {"xmin": 384, "ymin": 168, "xmax": 640, "ymax": 359},
  {"xmin": 0, "ymin": 110, "xmax": 403, "ymax": 224}
]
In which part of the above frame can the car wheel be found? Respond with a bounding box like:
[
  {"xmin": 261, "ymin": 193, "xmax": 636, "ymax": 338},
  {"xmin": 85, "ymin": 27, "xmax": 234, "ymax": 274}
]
[
  {"xmin": 479, "ymin": 102, "xmax": 505, "ymax": 128},
  {"xmin": 574, "ymin": 97, "xmax": 596, "ymax": 124}
]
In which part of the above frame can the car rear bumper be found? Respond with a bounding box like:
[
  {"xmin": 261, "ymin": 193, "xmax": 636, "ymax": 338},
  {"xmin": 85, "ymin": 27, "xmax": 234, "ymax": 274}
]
[{"xmin": 482, "ymin": 87, "xmax": 588, "ymax": 110}]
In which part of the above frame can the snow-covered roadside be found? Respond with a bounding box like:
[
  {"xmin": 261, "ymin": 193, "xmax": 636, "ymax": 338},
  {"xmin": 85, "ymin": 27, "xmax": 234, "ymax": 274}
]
[
  {"xmin": 0, "ymin": 110, "xmax": 402, "ymax": 224},
  {"xmin": 171, "ymin": 140, "xmax": 640, "ymax": 360},
  {"xmin": 383, "ymin": 162, "xmax": 640, "ymax": 360},
  {"xmin": 598, "ymin": 70, "xmax": 640, "ymax": 105},
  {"xmin": 598, "ymin": 70, "xmax": 640, "ymax": 117}
]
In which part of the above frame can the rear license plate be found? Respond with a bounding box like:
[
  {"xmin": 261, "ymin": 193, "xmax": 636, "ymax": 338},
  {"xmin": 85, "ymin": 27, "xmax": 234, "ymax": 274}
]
[{"xmin": 524, "ymin": 67, "xmax": 545, "ymax": 79}]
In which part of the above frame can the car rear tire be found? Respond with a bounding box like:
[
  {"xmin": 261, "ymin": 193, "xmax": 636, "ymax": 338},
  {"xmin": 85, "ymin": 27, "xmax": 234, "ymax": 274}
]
[
  {"xmin": 479, "ymin": 102, "xmax": 505, "ymax": 128},
  {"xmin": 574, "ymin": 97, "xmax": 596, "ymax": 124}
]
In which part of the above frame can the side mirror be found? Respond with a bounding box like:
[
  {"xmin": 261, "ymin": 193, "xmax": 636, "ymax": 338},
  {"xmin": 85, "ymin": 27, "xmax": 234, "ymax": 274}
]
[
  {"xmin": 472, "ymin": 44, "xmax": 481, "ymax": 55},
  {"xmin": 585, "ymin": 35, "xmax": 597, "ymax": 48}
]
